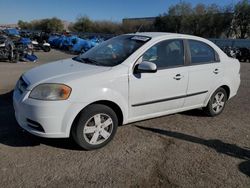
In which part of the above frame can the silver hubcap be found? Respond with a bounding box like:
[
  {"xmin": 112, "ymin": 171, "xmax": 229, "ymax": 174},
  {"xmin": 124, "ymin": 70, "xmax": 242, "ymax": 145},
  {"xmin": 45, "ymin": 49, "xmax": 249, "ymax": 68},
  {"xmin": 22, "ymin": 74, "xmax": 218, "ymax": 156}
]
[
  {"xmin": 83, "ymin": 113, "xmax": 113, "ymax": 145},
  {"xmin": 212, "ymin": 92, "xmax": 225, "ymax": 113}
]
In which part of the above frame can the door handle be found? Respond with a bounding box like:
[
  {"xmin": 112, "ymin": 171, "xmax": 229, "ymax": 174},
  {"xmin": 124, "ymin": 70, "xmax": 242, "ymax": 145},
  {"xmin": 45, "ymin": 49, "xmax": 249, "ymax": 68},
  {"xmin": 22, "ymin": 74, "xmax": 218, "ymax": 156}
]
[
  {"xmin": 213, "ymin": 68, "xmax": 220, "ymax": 74},
  {"xmin": 173, "ymin": 74, "xmax": 184, "ymax": 80}
]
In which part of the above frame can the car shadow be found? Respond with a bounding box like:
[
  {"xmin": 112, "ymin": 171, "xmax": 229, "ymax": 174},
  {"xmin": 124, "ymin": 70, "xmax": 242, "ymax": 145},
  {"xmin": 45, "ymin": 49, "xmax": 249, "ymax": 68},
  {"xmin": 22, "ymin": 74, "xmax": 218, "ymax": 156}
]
[
  {"xmin": 2, "ymin": 90, "xmax": 250, "ymax": 175},
  {"xmin": 180, "ymin": 108, "xmax": 208, "ymax": 117},
  {"xmin": 0, "ymin": 59, "xmax": 12, "ymax": 63},
  {"xmin": 0, "ymin": 91, "xmax": 82, "ymax": 150},
  {"xmin": 135, "ymin": 125, "xmax": 250, "ymax": 177}
]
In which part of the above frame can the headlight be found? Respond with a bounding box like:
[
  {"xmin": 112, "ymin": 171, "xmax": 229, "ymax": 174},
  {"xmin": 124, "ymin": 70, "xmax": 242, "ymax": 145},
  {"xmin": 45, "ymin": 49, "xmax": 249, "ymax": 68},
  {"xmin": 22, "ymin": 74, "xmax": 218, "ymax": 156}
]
[{"xmin": 29, "ymin": 84, "xmax": 72, "ymax": 100}]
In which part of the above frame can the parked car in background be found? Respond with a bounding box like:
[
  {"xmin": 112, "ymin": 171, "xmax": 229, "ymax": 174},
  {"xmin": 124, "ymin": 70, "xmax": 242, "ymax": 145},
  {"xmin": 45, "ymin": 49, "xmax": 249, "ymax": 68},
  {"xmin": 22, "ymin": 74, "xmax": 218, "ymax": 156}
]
[
  {"xmin": 31, "ymin": 31, "xmax": 51, "ymax": 52},
  {"xmin": 19, "ymin": 30, "xmax": 51, "ymax": 52},
  {"xmin": 14, "ymin": 37, "xmax": 38, "ymax": 62},
  {"xmin": 236, "ymin": 48, "xmax": 250, "ymax": 62},
  {"xmin": 13, "ymin": 32, "xmax": 241, "ymax": 150},
  {"xmin": 31, "ymin": 40, "xmax": 51, "ymax": 52},
  {"xmin": 0, "ymin": 35, "xmax": 19, "ymax": 62},
  {"xmin": 4, "ymin": 28, "xmax": 20, "ymax": 37},
  {"xmin": 210, "ymin": 38, "xmax": 250, "ymax": 62}
]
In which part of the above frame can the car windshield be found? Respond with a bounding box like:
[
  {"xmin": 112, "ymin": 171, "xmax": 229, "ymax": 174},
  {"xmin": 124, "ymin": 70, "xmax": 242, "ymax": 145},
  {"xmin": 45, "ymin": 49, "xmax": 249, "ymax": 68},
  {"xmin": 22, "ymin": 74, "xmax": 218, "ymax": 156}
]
[{"xmin": 73, "ymin": 35, "xmax": 150, "ymax": 67}]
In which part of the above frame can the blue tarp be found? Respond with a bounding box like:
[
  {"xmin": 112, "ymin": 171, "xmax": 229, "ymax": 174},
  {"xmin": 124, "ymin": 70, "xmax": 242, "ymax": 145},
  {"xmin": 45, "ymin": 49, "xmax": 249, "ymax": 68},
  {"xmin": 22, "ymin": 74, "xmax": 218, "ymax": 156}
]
[
  {"xmin": 48, "ymin": 35, "xmax": 60, "ymax": 47},
  {"xmin": 70, "ymin": 38, "xmax": 93, "ymax": 53},
  {"xmin": 4, "ymin": 28, "xmax": 20, "ymax": 36},
  {"xmin": 19, "ymin": 37, "xmax": 31, "ymax": 45},
  {"xmin": 48, "ymin": 35, "xmax": 102, "ymax": 53},
  {"xmin": 23, "ymin": 54, "xmax": 38, "ymax": 62}
]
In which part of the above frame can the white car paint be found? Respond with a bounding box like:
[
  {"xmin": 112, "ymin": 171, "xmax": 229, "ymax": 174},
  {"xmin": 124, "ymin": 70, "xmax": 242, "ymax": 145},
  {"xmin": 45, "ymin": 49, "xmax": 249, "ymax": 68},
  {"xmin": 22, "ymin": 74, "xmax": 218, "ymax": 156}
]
[
  {"xmin": 32, "ymin": 41, "xmax": 39, "ymax": 45},
  {"xmin": 0, "ymin": 43, "xmax": 5, "ymax": 47},
  {"xmin": 32, "ymin": 41, "xmax": 50, "ymax": 46},
  {"xmin": 13, "ymin": 32, "xmax": 241, "ymax": 138},
  {"xmin": 43, "ymin": 42, "xmax": 50, "ymax": 47}
]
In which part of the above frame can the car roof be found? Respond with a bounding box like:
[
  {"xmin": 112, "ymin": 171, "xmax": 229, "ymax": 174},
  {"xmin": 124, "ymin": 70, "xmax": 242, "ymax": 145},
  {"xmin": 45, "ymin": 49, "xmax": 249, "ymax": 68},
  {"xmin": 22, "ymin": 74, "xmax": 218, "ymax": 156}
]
[
  {"xmin": 123, "ymin": 32, "xmax": 229, "ymax": 64},
  {"xmin": 133, "ymin": 32, "xmax": 174, "ymax": 38},
  {"xmin": 129, "ymin": 32, "xmax": 204, "ymax": 40}
]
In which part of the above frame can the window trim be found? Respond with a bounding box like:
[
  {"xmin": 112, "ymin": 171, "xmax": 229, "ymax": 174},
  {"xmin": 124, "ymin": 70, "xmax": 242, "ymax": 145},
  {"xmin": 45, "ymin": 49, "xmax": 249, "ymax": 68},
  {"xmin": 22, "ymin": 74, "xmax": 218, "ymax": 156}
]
[
  {"xmin": 135, "ymin": 39, "xmax": 187, "ymax": 71},
  {"xmin": 132, "ymin": 38, "xmax": 221, "ymax": 73},
  {"xmin": 186, "ymin": 39, "xmax": 220, "ymax": 66}
]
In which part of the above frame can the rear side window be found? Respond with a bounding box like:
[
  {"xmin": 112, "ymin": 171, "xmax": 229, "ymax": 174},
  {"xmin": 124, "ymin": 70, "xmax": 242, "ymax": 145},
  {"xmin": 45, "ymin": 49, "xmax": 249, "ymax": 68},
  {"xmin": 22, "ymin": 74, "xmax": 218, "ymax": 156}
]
[{"xmin": 189, "ymin": 40, "xmax": 216, "ymax": 64}]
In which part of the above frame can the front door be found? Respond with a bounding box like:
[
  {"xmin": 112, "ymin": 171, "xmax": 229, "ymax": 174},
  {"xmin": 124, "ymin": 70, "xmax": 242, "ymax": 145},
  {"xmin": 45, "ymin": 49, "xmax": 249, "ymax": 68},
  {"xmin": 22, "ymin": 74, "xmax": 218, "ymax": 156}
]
[{"xmin": 129, "ymin": 39, "xmax": 189, "ymax": 120}]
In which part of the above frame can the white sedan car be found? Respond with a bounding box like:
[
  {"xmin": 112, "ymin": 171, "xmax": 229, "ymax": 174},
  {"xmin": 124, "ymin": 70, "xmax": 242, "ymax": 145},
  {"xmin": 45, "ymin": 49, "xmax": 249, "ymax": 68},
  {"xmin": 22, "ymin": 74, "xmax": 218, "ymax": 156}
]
[{"xmin": 13, "ymin": 32, "xmax": 240, "ymax": 150}]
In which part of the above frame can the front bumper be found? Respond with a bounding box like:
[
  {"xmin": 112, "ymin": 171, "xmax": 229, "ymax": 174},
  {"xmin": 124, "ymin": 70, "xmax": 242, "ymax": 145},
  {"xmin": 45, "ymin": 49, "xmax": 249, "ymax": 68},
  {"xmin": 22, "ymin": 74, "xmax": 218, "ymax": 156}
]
[{"xmin": 13, "ymin": 88, "xmax": 83, "ymax": 138}]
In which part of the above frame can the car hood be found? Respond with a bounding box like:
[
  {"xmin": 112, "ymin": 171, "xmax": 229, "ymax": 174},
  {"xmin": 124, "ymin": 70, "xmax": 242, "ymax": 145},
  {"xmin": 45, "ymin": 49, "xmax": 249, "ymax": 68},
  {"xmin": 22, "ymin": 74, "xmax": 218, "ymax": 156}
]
[{"xmin": 23, "ymin": 58, "xmax": 111, "ymax": 89}]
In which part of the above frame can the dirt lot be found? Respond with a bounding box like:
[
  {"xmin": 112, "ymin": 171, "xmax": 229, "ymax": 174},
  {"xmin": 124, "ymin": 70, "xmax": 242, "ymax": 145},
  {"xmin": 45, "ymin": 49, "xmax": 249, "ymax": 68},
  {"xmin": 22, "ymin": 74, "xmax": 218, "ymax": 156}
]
[
  {"xmin": 0, "ymin": 50, "xmax": 75, "ymax": 94},
  {"xmin": 0, "ymin": 50, "xmax": 249, "ymax": 187}
]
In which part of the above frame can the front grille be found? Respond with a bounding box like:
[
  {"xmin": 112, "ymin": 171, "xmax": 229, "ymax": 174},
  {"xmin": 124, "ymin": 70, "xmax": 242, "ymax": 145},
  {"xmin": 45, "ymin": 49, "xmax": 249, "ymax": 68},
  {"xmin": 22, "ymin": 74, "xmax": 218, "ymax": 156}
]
[
  {"xmin": 26, "ymin": 118, "xmax": 45, "ymax": 132},
  {"xmin": 17, "ymin": 77, "xmax": 28, "ymax": 94}
]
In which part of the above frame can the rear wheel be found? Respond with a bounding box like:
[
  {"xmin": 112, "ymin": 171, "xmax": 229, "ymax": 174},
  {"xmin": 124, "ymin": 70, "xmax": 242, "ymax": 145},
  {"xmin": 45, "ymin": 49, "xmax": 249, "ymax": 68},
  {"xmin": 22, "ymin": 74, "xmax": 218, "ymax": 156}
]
[
  {"xmin": 43, "ymin": 46, "xmax": 51, "ymax": 52},
  {"xmin": 11, "ymin": 51, "xmax": 19, "ymax": 63},
  {"xmin": 203, "ymin": 88, "xmax": 227, "ymax": 117},
  {"xmin": 71, "ymin": 104, "xmax": 118, "ymax": 150}
]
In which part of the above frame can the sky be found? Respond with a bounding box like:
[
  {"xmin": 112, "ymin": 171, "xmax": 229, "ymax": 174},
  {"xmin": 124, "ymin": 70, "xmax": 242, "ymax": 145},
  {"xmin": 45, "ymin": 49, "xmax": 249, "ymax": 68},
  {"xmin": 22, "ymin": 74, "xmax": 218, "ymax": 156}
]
[{"xmin": 0, "ymin": 0, "xmax": 241, "ymax": 24}]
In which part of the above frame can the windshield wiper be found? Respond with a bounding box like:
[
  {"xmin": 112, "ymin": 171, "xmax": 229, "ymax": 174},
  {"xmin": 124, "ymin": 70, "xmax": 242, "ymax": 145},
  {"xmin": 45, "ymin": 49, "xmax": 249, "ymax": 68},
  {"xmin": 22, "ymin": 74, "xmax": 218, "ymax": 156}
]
[
  {"xmin": 72, "ymin": 56, "xmax": 85, "ymax": 63},
  {"xmin": 82, "ymin": 57, "xmax": 101, "ymax": 66},
  {"xmin": 72, "ymin": 56, "xmax": 101, "ymax": 65}
]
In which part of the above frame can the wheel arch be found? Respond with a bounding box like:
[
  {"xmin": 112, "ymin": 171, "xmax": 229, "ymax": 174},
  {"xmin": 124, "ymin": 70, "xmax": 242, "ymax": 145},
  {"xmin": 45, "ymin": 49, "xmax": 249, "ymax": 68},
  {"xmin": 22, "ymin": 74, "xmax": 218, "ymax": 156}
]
[
  {"xmin": 90, "ymin": 100, "xmax": 124, "ymax": 126},
  {"xmin": 204, "ymin": 84, "xmax": 231, "ymax": 106},
  {"xmin": 220, "ymin": 85, "xmax": 230, "ymax": 99},
  {"xmin": 69, "ymin": 100, "xmax": 124, "ymax": 137}
]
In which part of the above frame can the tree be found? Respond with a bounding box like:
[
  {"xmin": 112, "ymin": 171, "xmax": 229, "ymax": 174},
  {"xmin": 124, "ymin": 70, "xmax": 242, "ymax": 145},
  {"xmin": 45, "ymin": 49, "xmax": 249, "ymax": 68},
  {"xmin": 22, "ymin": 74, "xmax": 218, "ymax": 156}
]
[
  {"xmin": 233, "ymin": 0, "xmax": 250, "ymax": 38},
  {"xmin": 18, "ymin": 18, "xmax": 64, "ymax": 32},
  {"xmin": 45, "ymin": 17, "xmax": 64, "ymax": 33},
  {"xmin": 18, "ymin": 20, "xmax": 31, "ymax": 30},
  {"xmin": 122, "ymin": 20, "xmax": 154, "ymax": 33},
  {"xmin": 168, "ymin": 1, "xmax": 193, "ymax": 16},
  {"xmin": 154, "ymin": 1, "xmax": 235, "ymax": 38},
  {"xmin": 154, "ymin": 15, "xmax": 182, "ymax": 33},
  {"xmin": 94, "ymin": 21, "xmax": 122, "ymax": 34},
  {"xmin": 70, "ymin": 16, "xmax": 93, "ymax": 32},
  {"xmin": 194, "ymin": 3, "xmax": 206, "ymax": 15}
]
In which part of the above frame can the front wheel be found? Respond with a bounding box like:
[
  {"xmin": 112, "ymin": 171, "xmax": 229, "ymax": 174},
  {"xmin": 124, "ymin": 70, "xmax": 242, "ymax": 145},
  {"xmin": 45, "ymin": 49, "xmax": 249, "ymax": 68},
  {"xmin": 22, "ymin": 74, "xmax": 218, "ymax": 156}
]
[
  {"xmin": 203, "ymin": 88, "xmax": 227, "ymax": 117},
  {"xmin": 71, "ymin": 104, "xmax": 118, "ymax": 150}
]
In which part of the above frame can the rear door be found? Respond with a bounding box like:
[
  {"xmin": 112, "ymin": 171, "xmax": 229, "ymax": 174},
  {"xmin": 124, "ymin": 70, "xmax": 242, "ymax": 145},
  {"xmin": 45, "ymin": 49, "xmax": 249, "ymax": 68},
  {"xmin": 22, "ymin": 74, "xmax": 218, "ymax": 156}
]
[{"xmin": 184, "ymin": 40, "xmax": 223, "ymax": 108}]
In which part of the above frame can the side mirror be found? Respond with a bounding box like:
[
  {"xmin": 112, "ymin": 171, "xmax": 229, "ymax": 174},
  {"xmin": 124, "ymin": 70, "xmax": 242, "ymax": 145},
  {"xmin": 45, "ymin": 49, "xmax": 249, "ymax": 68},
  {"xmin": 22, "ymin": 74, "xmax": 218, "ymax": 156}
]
[{"xmin": 134, "ymin": 61, "xmax": 157, "ymax": 73}]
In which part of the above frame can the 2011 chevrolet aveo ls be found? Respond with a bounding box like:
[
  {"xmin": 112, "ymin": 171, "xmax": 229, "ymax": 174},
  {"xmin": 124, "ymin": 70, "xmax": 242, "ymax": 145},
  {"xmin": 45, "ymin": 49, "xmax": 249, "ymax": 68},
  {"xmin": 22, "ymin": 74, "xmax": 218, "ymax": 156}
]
[{"xmin": 13, "ymin": 32, "xmax": 240, "ymax": 150}]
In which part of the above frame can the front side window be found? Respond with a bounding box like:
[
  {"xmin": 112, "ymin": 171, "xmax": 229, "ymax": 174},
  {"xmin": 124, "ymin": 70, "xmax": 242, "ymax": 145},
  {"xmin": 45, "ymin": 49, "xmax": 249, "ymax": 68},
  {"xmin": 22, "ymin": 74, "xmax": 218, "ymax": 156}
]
[
  {"xmin": 142, "ymin": 39, "xmax": 184, "ymax": 69},
  {"xmin": 73, "ymin": 35, "xmax": 150, "ymax": 67},
  {"xmin": 189, "ymin": 40, "xmax": 216, "ymax": 64}
]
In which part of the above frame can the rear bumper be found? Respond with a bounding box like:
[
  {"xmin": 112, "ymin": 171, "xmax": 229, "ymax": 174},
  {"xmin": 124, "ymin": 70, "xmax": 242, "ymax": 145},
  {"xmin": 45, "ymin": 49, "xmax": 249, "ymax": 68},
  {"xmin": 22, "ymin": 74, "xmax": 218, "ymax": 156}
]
[{"xmin": 229, "ymin": 73, "xmax": 241, "ymax": 99}]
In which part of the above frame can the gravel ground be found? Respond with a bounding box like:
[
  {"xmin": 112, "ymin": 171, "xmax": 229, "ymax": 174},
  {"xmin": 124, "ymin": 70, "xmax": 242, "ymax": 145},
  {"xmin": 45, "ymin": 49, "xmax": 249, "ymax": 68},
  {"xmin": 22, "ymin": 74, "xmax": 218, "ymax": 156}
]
[
  {"xmin": 0, "ymin": 49, "xmax": 75, "ymax": 94},
  {"xmin": 0, "ymin": 50, "xmax": 249, "ymax": 187}
]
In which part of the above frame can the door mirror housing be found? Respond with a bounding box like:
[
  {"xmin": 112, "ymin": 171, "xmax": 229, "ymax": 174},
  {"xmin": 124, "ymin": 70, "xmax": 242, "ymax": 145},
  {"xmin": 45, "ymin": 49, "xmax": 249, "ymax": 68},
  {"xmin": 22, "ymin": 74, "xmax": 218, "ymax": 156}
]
[{"xmin": 134, "ymin": 61, "xmax": 157, "ymax": 73}]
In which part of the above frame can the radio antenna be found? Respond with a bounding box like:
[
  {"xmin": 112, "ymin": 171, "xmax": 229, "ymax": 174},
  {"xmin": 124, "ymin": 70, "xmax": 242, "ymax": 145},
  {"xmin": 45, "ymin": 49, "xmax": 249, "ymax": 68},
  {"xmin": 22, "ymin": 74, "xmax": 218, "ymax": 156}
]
[{"xmin": 136, "ymin": 24, "xmax": 143, "ymax": 33}]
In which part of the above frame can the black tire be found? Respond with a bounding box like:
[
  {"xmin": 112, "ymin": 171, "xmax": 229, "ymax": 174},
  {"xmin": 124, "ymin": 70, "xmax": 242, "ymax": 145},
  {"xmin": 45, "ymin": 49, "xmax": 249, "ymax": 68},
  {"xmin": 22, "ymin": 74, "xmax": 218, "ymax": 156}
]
[
  {"xmin": 203, "ymin": 87, "xmax": 228, "ymax": 117},
  {"xmin": 43, "ymin": 46, "xmax": 51, "ymax": 52},
  {"xmin": 71, "ymin": 104, "xmax": 118, "ymax": 150},
  {"xmin": 11, "ymin": 51, "xmax": 19, "ymax": 63}
]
